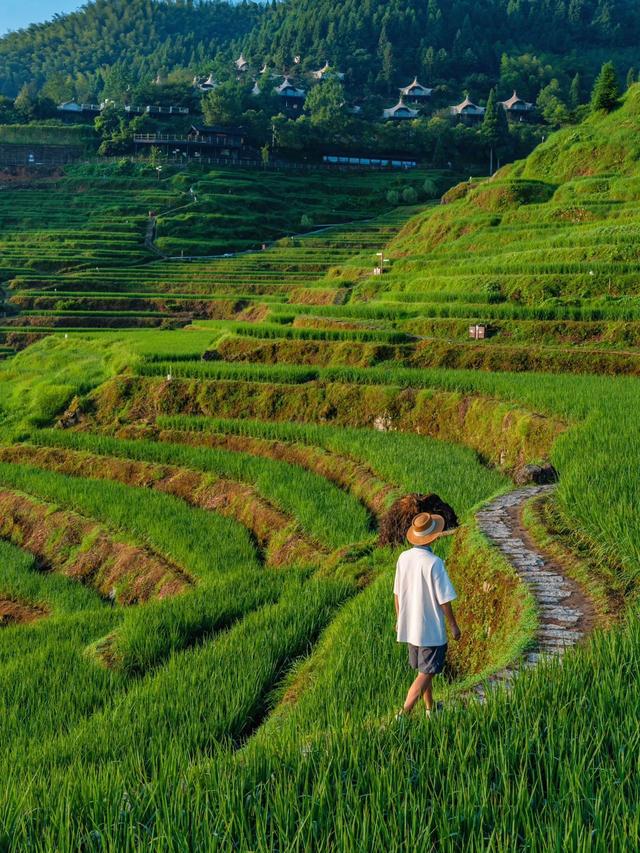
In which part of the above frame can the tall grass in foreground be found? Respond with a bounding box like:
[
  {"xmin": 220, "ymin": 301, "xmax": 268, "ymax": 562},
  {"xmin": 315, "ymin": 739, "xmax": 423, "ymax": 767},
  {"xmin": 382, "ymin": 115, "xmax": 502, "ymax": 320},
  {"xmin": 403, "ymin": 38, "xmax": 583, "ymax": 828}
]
[
  {"xmin": 0, "ymin": 539, "xmax": 124, "ymax": 757},
  {"xmin": 1, "ymin": 614, "xmax": 637, "ymax": 851},
  {"xmin": 0, "ymin": 577, "xmax": 353, "ymax": 817}
]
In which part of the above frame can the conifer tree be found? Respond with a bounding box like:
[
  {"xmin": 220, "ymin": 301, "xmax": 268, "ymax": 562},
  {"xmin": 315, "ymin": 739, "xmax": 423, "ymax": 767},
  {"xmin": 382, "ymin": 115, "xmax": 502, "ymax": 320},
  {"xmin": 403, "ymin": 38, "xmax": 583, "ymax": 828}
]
[
  {"xmin": 569, "ymin": 72, "xmax": 582, "ymax": 109},
  {"xmin": 591, "ymin": 61, "xmax": 620, "ymax": 112},
  {"xmin": 626, "ymin": 67, "xmax": 637, "ymax": 90},
  {"xmin": 481, "ymin": 88, "xmax": 508, "ymax": 174}
]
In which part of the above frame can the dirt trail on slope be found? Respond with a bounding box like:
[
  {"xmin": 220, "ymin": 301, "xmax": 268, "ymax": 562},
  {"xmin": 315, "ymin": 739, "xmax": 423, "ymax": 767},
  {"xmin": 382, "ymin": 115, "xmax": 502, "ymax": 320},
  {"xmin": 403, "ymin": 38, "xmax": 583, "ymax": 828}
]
[{"xmin": 474, "ymin": 484, "xmax": 597, "ymax": 700}]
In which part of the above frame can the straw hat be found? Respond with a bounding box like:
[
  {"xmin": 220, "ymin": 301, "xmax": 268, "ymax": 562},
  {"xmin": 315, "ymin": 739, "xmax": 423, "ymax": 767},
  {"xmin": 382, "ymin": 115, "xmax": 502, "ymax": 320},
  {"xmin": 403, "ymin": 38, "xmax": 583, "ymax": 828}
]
[{"xmin": 406, "ymin": 512, "xmax": 446, "ymax": 546}]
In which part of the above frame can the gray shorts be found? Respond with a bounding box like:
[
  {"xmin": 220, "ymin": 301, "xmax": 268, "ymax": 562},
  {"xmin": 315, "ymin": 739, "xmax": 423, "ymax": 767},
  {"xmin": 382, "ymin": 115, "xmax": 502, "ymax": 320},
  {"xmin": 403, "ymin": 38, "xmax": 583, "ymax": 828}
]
[{"xmin": 408, "ymin": 643, "xmax": 448, "ymax": 675}]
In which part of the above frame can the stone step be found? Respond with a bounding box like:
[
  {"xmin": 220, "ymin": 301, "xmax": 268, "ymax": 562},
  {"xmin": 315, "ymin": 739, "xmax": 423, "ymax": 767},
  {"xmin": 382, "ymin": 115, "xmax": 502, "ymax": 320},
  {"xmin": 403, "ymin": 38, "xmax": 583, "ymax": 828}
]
[
  {"xmin": 539, "ymin": 606, "xmax": 581, "ymax": 624},
  {"xmin": 524, "ymin": 582, "xmax": 570, "ymax": 593},
  {"xmin": 494, "ymin": 668, "xmax": 517, "ymax": 681},
  {"xmin": 523, "ymin": 576, "xmax": 569, "ymax": 586},
  {"xmin": 538, "ymin": 626, "xmax": 584, "ymax": 640},
  {"xmin": 479, "ymin": 526, "xmax": 511, "ymax": 539},
  {"xmin": 538, "ymin": 640, "xmax": 576, "ymax": 656},
  {"xmin": 502, "ymin": 550, "xmax": 545, "ymax": 565},
  {"xmin": 515, "ymin": 569, "xmax": 552, "ymax": 579},
  {"xmin": 538, "ymin": 592, "xmax": 572, "ymax": 602}
]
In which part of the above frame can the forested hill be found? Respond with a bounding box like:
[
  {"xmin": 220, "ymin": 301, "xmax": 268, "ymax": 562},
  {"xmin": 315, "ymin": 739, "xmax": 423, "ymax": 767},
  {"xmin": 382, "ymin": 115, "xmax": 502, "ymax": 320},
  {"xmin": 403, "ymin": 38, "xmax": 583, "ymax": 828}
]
[
  {"xmin": 1, "ymin": 0, "xmax": 640, "ymax": 102},
  {"xmin": 0, "ymin": 0, "xmax": 264, "ymax": 98},
  {"xmin": 246, "ymin": 0, "xmax": 640, "ymax": 93}
]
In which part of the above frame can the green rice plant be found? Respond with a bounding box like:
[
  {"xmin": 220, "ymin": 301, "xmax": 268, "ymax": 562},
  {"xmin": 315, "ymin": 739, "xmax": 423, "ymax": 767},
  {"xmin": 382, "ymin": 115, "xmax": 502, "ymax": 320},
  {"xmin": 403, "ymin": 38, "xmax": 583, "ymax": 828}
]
[
  {"xmin": 16, "ymin": 575, "xmax": 353, "ymax": 780},
  {"xmin": 4, "ymin": 92, "xmax": 640, "ymax": 849},
  {"xmin": 0, "ymin": 539, "xmax": 102, "ymax": 616},
  {"xmin": 136, "ymin": 359, "xmax": 319, "ymax": 384},
  {"xmin": 134, "ymin": 360, "xmax": 640, "ymax": 589},
  {"xmin": 198, "ymin": 320, "xmax": 412, "ymax": 345},
  {"xmin": 5, "ymin": 617, "xmax": 639, "ymax": 850},
  {"xmin": 0, "ymin": 462, "xmax": 273, "ymax": 671},
  {"xmin": 155, "ymin": 415, "xmax": 509, "ymax": 517},
  {"xmin": 0, "ymin": 462, "xmax": 261, "ymax": 583},
  {"xmin": 30, "ymin": 431, "xmax": 374, "ymax": 550}
]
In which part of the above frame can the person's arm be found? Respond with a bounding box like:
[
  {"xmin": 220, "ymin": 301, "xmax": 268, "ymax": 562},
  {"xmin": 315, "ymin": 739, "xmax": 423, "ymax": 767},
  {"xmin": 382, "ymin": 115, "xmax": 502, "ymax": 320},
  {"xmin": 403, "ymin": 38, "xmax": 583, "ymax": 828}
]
[
  {"xmin": 440, "ymin": 601, "xmax": 461, "ymax": 640},
  {"xmin": 393, "ymin": 560, "xmax": 401, "ymax": 634},
  {"xmin": 433, "ymin": 559, "xmax": 461, "ymax": 640}
]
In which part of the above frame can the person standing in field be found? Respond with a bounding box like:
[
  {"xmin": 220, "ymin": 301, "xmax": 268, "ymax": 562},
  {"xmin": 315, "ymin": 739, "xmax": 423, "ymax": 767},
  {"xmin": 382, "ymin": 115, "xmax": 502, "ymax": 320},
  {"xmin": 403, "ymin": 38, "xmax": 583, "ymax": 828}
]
[{"xmin": 394, "ymin": 512, "xmax": 461, "ymax": 719}]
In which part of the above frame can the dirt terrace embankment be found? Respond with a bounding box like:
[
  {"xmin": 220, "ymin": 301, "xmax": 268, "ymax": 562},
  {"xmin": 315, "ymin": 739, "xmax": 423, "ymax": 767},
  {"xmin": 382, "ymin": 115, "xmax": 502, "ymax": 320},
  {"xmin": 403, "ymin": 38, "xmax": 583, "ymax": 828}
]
[
  {"xmin": 0, "ymin": 445, "xmax": 322, "ymax": 569},
  {"xmin": 0, "ymin": 489, "xmax": 190, "ymax": 604},
  {"xmin": 84, "ymin": 375, "xmax": 565, "ymax": 475}
]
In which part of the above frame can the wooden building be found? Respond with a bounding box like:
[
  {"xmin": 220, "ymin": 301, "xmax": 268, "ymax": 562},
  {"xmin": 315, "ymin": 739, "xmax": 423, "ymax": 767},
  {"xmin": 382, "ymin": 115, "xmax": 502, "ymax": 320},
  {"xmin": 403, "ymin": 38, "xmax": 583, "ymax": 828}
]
[
  {"xmin": 383, "ymin": 98, "xmax": 419, "ymax": 120},
  {"xmin": 450, "ymin": 96, "xmax": 485, "ymax": 124},
  {"xmin": 133, "ymin": 125, "xmax": 258, "ymax": 163},
  {"xmin": 236, "ymin": 54, "xmax": 250, "ymax": 73},
  {"xmin": 500, "ymin": 91, "xmax": 535, "ymax": 119},
  {"xmin": 399, "ymin": 78, "xmax": 433, "ymax": 102},
  {"xmin": 312, "ymin": 62, "xmax": 345, "ymax": 81},
  {"xmin": 275, "ymin": 77, "xmax": 306, "ymax": 112},
  {"xmin": 196, "ymin": 73, "xmax": 218, "ymax": 92}
]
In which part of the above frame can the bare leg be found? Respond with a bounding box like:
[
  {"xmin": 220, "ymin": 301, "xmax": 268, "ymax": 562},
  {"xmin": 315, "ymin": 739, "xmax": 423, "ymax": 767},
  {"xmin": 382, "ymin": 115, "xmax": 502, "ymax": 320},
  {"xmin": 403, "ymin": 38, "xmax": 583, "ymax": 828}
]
[
  {"xmin": 421, "ymin": 677, "xmax": 434, "ymax": 713},
  {"xmin": 403, "ymin": 673, "xmax": 433, "ymax": 713}
]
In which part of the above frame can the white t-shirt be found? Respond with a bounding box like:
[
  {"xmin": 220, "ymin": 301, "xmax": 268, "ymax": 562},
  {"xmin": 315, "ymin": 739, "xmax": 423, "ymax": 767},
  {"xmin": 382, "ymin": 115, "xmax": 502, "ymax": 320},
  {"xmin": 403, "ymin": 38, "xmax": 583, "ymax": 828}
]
[{"xmin": 393, "ymin": 546, "xmax": 457, "ymax": 647}]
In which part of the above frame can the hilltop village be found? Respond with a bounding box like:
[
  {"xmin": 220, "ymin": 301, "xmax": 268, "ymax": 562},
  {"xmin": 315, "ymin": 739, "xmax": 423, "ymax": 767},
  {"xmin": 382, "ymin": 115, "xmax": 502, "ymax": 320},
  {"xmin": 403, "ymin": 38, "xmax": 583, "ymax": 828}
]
[
  {"xmin": 59, "ymin": 54, "xmax": 536, "ymax": 126},
  {"xmin": 0, "ymin": 51, "xmax": 549, "ymax": 174}
]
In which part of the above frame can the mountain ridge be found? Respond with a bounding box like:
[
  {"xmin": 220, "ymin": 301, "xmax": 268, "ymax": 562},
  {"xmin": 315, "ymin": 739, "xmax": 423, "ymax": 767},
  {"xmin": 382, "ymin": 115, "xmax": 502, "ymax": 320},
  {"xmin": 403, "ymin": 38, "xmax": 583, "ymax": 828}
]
[{"xmin": 1, "ymin": 0, "xmax": 639, "ymax": 105}]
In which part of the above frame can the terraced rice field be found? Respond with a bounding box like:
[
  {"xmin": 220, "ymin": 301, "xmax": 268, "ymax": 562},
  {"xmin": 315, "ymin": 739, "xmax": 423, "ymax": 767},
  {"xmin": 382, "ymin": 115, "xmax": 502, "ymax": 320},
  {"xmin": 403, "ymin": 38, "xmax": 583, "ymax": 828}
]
[{"xmin": 1, "ymin": 93, "xmax": 640, "ymax": 849}]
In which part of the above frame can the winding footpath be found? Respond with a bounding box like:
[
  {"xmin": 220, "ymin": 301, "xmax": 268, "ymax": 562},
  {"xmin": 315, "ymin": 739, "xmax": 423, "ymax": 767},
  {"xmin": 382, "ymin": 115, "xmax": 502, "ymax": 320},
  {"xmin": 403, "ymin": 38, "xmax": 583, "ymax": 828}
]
[{"xmin": 473, "ymin": 484, "xmax": 596, "ymax": 701}]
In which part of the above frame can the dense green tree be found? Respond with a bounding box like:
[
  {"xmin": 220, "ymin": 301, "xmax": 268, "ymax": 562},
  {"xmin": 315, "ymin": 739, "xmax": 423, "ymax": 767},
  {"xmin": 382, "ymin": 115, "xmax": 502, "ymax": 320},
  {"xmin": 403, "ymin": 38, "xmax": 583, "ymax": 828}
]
[
  {"xmin": 626, "ymin": 67, "xmax": 637, "ymax": 89},
  {"xmin": 13, "ymin": 83, "xmax": 40, "ymax": 121},
  {"xmin": 101, "ymin": 63, "xmax": 136, "ymax": 103},
  {"xmin": 537, "ymin": 79, "xmax": 571, "ymax": 124},
  {"xmin": 569, "ymin": 72, "xmax": 583, "ymax": 108},
  {"xmin": 304, "ymin": 78, "xmax": 346, "ymax": 128},
  {"xmin": 499, "ymin": 54, "xmax": 554, "ymax": 102},
  {"xmin": 202, "ymin": 81, "xmax": 252, "ymax": 126},
  {"xmin": 481, "ymin": 88, "xmax": 509, "ymax": 173},
  {"xmin": 1, "ymin": 0, "xmax": 639, "ymax": 115},
  {"xmin": 591, "ymin": 60, "xmax": 620, "ymax": 111},
  {"xmin": 0, "ymin": 0, "xmax": 263, "ymax": 98},
  {"xmin": 0, "ymin": 95, "xmax": 18, "ymax": 125},
  {"xmin": 14, "ymin": 82, "xmax": 56, "ymax": 121}
]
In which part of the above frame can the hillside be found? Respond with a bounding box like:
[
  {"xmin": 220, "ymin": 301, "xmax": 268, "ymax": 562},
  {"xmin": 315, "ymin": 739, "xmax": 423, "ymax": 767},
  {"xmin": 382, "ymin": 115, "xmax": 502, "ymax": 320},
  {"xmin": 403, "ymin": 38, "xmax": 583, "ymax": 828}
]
[
  {"xmin": 0, "ymin": 0, "xmax": 263, "ymax": 97},
  {"xmin": 1, "ymin": 0, "xmax": 640, "ymax": 105},
  {"xmin": 247, "ymin": 0, "xmax": 640, "ymax": 92},
  {"xmin": 369, "ymin": 83, "xmax": 640, "ymax": 309},
  {"xmin": 0, "ymin": 75, "xmax": 639, "ymax": 849}
]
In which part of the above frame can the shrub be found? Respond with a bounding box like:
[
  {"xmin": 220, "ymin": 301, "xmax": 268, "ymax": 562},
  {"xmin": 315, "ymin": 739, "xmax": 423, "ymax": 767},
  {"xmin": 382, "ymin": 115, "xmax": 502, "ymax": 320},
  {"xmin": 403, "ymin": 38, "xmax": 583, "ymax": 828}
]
[
  {"xmin": 422, "ymin": 178, "xmax": 438, "ymax": 198},
  {"xmin": 401, "ymin": 187, "xmax": 419, "ymax": 205}
]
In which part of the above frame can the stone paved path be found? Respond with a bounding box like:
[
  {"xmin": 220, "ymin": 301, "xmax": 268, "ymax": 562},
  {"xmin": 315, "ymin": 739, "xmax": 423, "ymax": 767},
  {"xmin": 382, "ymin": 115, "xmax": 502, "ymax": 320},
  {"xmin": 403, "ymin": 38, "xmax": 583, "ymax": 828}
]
[{"xmin": 472, "ymin": 484, "xmax": 595, "ymax": 701}]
